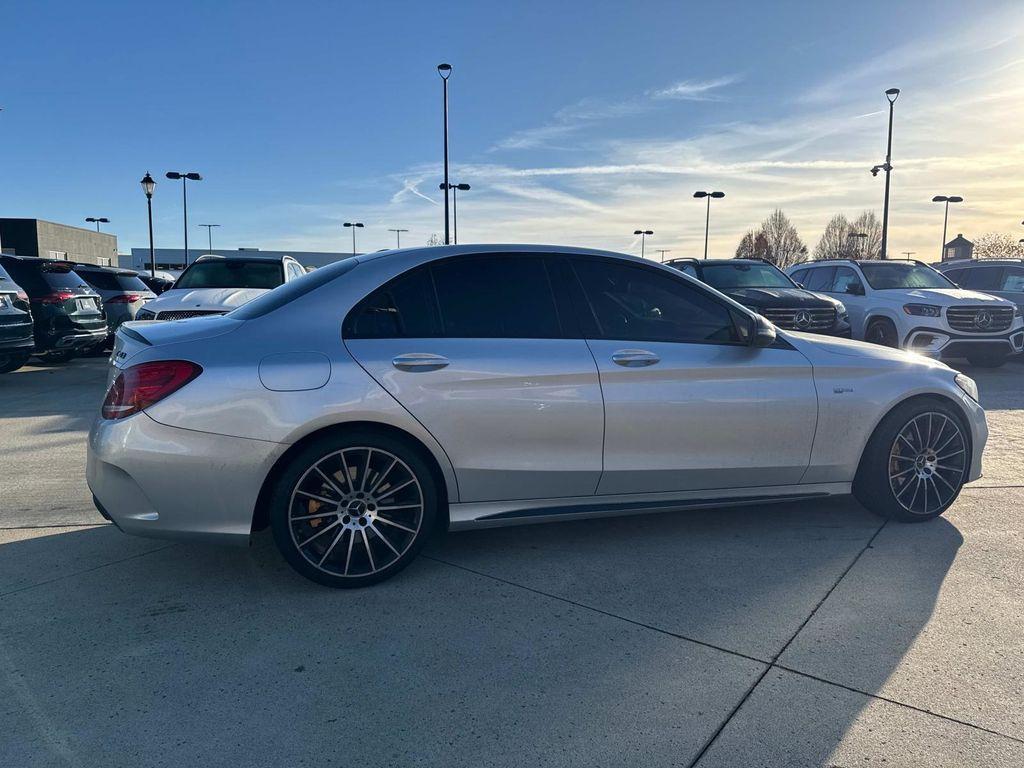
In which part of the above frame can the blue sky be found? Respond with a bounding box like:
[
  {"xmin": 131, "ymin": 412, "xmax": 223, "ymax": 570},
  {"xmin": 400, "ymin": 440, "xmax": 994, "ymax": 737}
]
[{"xmin": 2, "ymin": 0, "xmax": 1023, "ymax": 259}]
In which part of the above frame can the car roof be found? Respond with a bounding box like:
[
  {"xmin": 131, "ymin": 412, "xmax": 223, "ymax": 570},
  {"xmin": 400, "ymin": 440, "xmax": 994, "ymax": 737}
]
[
  {"xmin": 352, "ymin": 243, "xmax": 662, "ymax": 269},
  {"xmin": 792, "ymin": 258, "xmax": 932, "ymax": 269},
  {"xmin": 192, "ymin": 253, "xmax": 296, "ymax": 264},
  {"xmin": 71, "ymin": 263, "xmax": 138, "ymax": 276},
  {"xmin": 937, "ymin": 258, "xmax": 1024, "ymax": 267}
]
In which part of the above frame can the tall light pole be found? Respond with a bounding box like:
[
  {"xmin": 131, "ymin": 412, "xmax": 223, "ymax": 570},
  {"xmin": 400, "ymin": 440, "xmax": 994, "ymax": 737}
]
[
  {"xmin": 633, "ymin": 230, "xmax": 654, "ymax": 259},
  {"xmin": 198, "ymin": 223, "xmax": 220, "ymax": 254},
  {"xmin": 931, "ymin": 195, "xmax": 963, "ymax": 261},
  {"xmin": 875, "ymin": 88, "xmax": 900, "ymax": 260},
  {"xmin": 693, "ymin": 190, "xmax": 725, "ymax": 259},
  {"xmin": 343, "ymin": 222, "xmax": 364, "ymax": 256},
  {"xmin": 166, "ymin": 171, "xmax": 202, "ymax": 267},
  {"xmin": 85, "ymin": 217, "xmax": 110, "ymax": 232},
  {"xmin": 437, "ymin": 63, "xmax": 453, "ymax": 245},
  {"xmin": 655, "ymin": 249, "xmax": 671, "ymax": 262},
  {"xmin": 440, "ymin": 183, "xmax": 471, "ymax": 244},
  {"xmin": 140, "ymin": 172, "xmax": 156, "ymax": 278},
  {"xmin": 387, "ymin": 228, "xmax": 409, "ymax": 249}
]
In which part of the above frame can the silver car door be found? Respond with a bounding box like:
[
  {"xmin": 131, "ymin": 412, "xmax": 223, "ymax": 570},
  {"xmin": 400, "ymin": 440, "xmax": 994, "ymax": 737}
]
[
  {"xmin": 570, "ymin": 256, "xmax": 818, "ymax": 495},
  {"xmin": 344, "ymin": 254, "xmax": 604, "ymax": 503}
]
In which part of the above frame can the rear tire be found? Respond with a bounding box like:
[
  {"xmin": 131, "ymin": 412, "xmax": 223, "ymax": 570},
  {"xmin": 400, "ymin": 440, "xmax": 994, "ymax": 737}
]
[
  {"xmin": 854, "ymin": 399, "xmax": 970, "ymax": 522},
  {"xmin": 0, "ymin": 352, "xmax": 30, "ymax": 373},
  {"xmin": 865, "ymin": 318, "xmax": 900, "ymax": 348},
  {"xmin": 270, "ymin": 430, "xmax": 438, "ymax": 588},
  {"xmin": 965, "ymin": 351, "xmax": 1006, "ymax": 368}
]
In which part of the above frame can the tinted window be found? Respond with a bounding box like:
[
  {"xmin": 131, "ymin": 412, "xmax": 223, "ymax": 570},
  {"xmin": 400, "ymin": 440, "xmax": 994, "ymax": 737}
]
[
  {"xmin": 831, "ymin": 266, "xmax": 863, "ymax": 293},
  {"xmin": 79, "ymin": 271, "xmax": 149, "ymax": 292},
  {"xmin": 803, "ymin": 267, "xmax": 835, "ymax": 292},
  {"xmin": 233, "ymin": 257, "xmax": 358, "ymax": 320},
  {"xmin": 859, "ymin": 262, "xmax": 954, "ymax": 289},
  {"xmin": 431, "ymin": 256, "xmax": 562, "ymax": 338},
  {"xmin": 174, "ymin": 260, "xmax": 284, "ymax": 290},
  {"xmin": 345, "ymin": 266, "xmax": 440, "ymax": 338},
  {"xmin": 665, "ymin": 261, "xmax": 698, "ymax": 277},
  {"xmin": 790, "ymin": 269, "xmax": 808, "ymax": 285},
  {"xmin": 572, "ymin": 258, "xmax": 739, "ymax": 344},
  {"xmin": 1001, "ymin": 267, "xmax": 1024, "ymax": 292},
  {"xmin": 700, "ymin": 262, "xmax": 794, "ymax": 289},
  {"xmin": 943, "ymin": 268, "xmax": 965, "ymax": 284},
  {"xmin": 961, "ymin": 266, "xmax": 1005, "ymax": 291}
]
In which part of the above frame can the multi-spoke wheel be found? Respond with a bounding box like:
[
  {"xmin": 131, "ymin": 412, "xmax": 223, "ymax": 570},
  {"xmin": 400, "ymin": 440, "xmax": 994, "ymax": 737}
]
[
  {"xmin": 854, "ymin": 399, "xmax": 969, "ymax": 522},
  {"xmin": 270, "ymin": 431, "xmax": 438, "ymax": 587}
]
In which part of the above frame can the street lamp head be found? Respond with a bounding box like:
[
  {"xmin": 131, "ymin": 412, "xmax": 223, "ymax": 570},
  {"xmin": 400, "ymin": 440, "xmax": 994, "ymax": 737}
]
[
  {"xmin": 344, "ymin": 222, "xmax": 364, "ymax": 228},
  {"xmin": 633, "ymin": 230, "xmax": 643, "ymax": 235},
  {"xmin": 184, "ymin": 172, "xmax": 202, "ymax": 181},
  {"xmin": 710, "ymin": 191, "xmax": 725, "ymax": 199},
  {"xmin": 693, "ymin": 191, "xmax": 708, "ymax": 198},
  {"xmin": 644, "ymin": 230, "xmax": 653, "ymax": 235},
  {"xmin": 455, "ymin": 183, "xmax": 471, "ymax": 191},
  {"xmin": 140, "ymin": 172, "xmax": 156, "ymax": 198},
  {"xmin": 932, "ymin": 195, "xmax": 948, "ymax": 202},
  {"xmin": 948, "ymin": 196, "xmax": 963, "ymax": 203},
  {"xmin": 437, "ymin": 63, "xmax": 452, "ymax": 79},
  {"xmin": 885, "ymin": 87, "xmax": 900, "ymax": 102},
  {"xmin": 165, "ymin": 171, "xmax": 182, "ymax": 180}
]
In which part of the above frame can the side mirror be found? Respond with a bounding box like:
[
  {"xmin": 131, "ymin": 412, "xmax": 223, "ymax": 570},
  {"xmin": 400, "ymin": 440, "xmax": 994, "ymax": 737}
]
[
  {"xmin": 847, "ymin": 282, "xmax": 865, "ymax": 296},
  {"xmin": 750, "ymin": 314, "xmax": 777, "ymax": 348}
]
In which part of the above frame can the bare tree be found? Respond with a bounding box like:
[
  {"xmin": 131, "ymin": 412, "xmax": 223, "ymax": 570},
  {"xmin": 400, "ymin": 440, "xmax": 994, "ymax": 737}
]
[
  {"xmin": 735, "ymin": 230, "xmax": 757, "ymax": 259},
  {"xmin": 426, "ymin": 233, "xmax": 443, "ymax": 247},
  {"xmin": 758, "ymin": 209, "xmax": 807, "ymax": 268},
  {"xmin": 850, "ymin": 211, "xmax": 882, "ymax": 259},
  {"xmin": 973, "ymin": 232, "xmax": 1024, "ymax": 260},
  {"xmin": 813, "ymin": 214, "xmax": 852, "ymax": 260}
]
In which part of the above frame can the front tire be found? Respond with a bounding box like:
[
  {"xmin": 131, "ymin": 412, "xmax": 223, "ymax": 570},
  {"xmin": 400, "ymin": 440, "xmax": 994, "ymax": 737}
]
[
  {"xmin": 270, "ymin": 430, "xmax": 438, "ymax": 588},
  {"xmin": 854, "ymin": 399, "xmax": 970, "ymax": 522},
  {"xmin": 0, "ymin": 352, "xmax": 31, "ymax": 373},
  {"xmin": 865, "ymin": 318, "xmax": 900, "ymax": 348}
]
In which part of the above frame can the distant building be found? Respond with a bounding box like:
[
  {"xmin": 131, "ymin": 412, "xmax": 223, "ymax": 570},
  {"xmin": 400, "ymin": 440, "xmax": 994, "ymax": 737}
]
[
  {"xmin": 122, "ymin": 247, "xmax": 357, "ymax": 273},
  {"xmin": 943, "ymin": 233, "xmax": 973, "ymax": 262},
  {"xmin": 0, "ymin": 218, "xmax": 118, "ymax": 265}
]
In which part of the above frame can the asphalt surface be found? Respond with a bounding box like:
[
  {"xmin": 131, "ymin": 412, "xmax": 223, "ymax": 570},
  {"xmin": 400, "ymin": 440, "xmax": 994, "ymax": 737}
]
[{"xmin": 1, "ymin": 356, "xmax": 1022, "ymax": 767}]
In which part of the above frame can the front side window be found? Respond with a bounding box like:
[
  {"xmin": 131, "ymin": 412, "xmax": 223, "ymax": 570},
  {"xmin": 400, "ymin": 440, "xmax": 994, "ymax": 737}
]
[
  {"xmin": 700, "ymin": 262, "xmax": 794, "ymax": 289},
  {"xmin": 572, "ymin": 258, "xmax": 739, "ymax": 344},
  {"xmin": 960, "ymin": 266, "xmax": 1005, "ymax": 291},
  {"xmin": 174, "ymin": 260, "xmax": 284, "ymax": 290},
  {"xmin": 859, "ymin": 262, "xmax": 954, "ymax": 290},
  {"xmin": 831, "ymin": 266, "xmax": 863, "ymax": 293}
]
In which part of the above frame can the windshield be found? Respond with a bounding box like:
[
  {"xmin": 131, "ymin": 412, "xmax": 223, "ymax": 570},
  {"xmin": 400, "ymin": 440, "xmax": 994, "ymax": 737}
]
[
  {"xmin": 700, "ymin": 263, "xmax": 795, "ymax": 289},
  {"xmin": 859, "ymin": 262, "xmax": 955, "ymax": 290},
  {"xmin": 230, "ymin": 257, "xmax": 358, "ymax": 319},
  {"xmin": 174, "ymin": 260, "xmax": 284, "ymax": 290}
]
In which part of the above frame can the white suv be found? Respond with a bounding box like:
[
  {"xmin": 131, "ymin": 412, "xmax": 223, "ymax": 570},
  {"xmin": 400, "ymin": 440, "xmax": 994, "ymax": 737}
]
[{"xmin": 788, "ymin": 259, "xmax": 1024, "ymax": 367}]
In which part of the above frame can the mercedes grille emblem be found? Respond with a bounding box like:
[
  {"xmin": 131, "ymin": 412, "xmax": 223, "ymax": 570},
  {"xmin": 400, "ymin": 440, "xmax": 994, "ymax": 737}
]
[
  {"xmin": 975, "ymin": 311, "xmax": 994, "ymax": 329},
  {"xmin": 794, "ymin": 310, "xmax": 813, "ymax": 329}
]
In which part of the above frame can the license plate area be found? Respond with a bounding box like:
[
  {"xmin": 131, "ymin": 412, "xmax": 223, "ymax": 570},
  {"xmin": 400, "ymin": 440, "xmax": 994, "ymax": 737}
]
[{"xmin": 76, "ymin": 298, "xmax": 94, "ymax": 312}]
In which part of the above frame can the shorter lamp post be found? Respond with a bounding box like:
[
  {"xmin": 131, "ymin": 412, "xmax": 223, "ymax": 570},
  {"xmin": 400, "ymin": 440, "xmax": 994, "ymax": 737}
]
[
  {"xmin": 694, "ymin": 190, "xmax": 725, "ymax": 259},
  {"xmin": 387, "ymin": 228, "xmax": 409, "ymax": 248},
  {"xmin": 931, "ymin": 195, "xmax": 963, "ymax": 261},
  {"xmin": 198, "ymin": 223, "xmax": 220, "ymax": 254},
  {"xmin": 440, "ymin": 183, "xmax": 471, "ymax": 244},
  {"xmin": 140, "ymin": 172, "xmax": 156, "ymax": 278},
  {"xmin": 85, "ymin": 217, "xmax": 110, "ymax": 232},
  {"xmin": 343, "ymin": 222, "xmax": 364, "ymax": 256},
  {"xmin": 655, "ymin": 249, "xmax": 671, "ymax": 262},
  {"xmin": 633, "ymin": 230, "xmax": 654, "ymax": 259},
  {"xmin": 165, "ymin": 171, "xmax": 203, "ymax": 267},
  {"xmin": 847, "ymin": 231, "xmax": 868, "ymax": 257}
]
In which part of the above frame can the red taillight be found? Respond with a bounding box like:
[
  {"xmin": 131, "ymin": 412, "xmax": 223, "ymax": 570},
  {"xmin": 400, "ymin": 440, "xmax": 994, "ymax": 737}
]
[
  {"xmin": 31, "ymin": 291, "xmax": 75, "ymax": 305},
  {"xmin": 101, "ymin": 360, "xmax": 203, "ymax": 420},
  {"xmin": 108, "ymin": 294, "xmax": 142, "ymax": 304}
]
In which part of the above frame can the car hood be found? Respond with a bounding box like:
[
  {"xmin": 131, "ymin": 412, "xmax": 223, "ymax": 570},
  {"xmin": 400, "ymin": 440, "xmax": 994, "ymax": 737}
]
[
  {"xmin": 723, "ymin": 287, "xmax": 838, "ymax": 308},
  {"xmin": 141, "ymin": 287, "xmax": 270, "ymax": 313},
  {"xmin": 885, "ymin": 287, "xmax": 1014, "ymax": 306},
  {"xmin": 785, "ymin": 330, "xmax": 951, "ymax": 370}
]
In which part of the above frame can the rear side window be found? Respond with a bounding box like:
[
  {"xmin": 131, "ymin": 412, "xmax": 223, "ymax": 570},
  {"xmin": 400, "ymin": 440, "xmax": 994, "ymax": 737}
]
[
  {"xmin": 961, "ymin": 266, "xmax": 1005, "ymax": 291},
  {"xmin": 803, "ymin": 267, "xmax": 836, "ymax": 292},
  {"xmin": 345, "ymin": 266, "xmax": 440, "ymax": 338},
  {"xmin": 831, "ymin": 266, "xmax": 863, "ymax": 293},
  {"xmin": 1001, "ymin": 267, "xmax": 1024, "ymax": 292},
  {"xmin": 571, "ymin": 258, "xmax": 739, "ymax": 344}
]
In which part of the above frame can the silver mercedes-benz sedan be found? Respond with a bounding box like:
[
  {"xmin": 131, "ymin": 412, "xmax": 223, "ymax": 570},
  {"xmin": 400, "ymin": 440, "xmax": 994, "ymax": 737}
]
[{"xmin": 88, "ymin": 245, "xmax": 987, "ymax": 588}]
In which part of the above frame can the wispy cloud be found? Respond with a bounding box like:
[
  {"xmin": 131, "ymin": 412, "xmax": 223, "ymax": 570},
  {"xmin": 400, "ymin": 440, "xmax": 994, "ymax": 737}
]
[
  {"xmin": 648, "ymin": 75, "xmax": 741, "ymax": 101},
  {"xmin": 391, "ymin": 177, "xmax": 439, "ymax": 205}
]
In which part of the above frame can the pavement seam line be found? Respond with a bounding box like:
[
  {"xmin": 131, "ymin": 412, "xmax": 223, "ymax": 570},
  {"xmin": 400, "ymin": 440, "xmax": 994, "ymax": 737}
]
[
  {"xmin": 773, "ymin": 663, "xmax": 1024, "ymax": 745},
  {"xmin": 420, "ymin": 553, "xmax": 770, "ymax": 666},
  {"xmin": 0, "ymin": 543, "xmax": 180, "ymax": 600},
  {"xmin": 684, "ymin": 519, "xmax": 888, "ymax": 767}
]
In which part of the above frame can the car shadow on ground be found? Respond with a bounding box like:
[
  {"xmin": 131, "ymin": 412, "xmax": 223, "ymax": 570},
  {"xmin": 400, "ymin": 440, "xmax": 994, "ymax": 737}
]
[{"xmin": 0, "ymin": 497, "xmax": 963, "ymax": 765}]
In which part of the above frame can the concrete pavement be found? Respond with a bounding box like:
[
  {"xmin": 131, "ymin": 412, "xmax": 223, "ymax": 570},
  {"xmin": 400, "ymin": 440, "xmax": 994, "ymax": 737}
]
[{"xmin": 1, "ymin": 357, "xmax": 1022, "ymax": 766}]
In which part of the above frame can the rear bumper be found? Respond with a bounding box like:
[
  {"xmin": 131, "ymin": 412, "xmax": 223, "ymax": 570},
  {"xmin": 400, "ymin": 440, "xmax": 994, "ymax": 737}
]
[
  {"xmin": 0, "ymin": 333, "xmax": 35, "ymax": 352},
  {"xmin": 51, "ymin": 328, "xmax": 108, "ymax": 349},
  {"xmin": 87, "ymin": 412, "xmax": 287, "ymax": 546}
]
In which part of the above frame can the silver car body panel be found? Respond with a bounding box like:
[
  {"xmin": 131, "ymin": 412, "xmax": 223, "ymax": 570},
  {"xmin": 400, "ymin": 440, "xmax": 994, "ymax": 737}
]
[{"xmin": 90, "ymin": 244, "xmax": 988, "ymax": 545}]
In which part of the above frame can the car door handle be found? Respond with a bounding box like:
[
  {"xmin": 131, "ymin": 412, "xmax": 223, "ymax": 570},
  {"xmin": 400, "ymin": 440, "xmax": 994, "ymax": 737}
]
[
  {"xmin": 611, "ymin": 349, "xmax": 660, "ymax": 367},
  {"xmin": 392, "ymin": 353, "xmax": 450, "ymax": 371}
]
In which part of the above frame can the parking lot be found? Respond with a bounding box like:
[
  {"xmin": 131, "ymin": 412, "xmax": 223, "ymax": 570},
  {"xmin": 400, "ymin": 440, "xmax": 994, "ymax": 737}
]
[{"xmin": 1, "ymin": 356, "xmax": 1022, "ymax": 767}]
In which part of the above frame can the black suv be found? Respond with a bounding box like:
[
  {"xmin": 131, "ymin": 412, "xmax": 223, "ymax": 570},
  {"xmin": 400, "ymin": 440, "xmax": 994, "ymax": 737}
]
[
  {"xmin": 0, "ymin": 263, "xmax": 35, "ymax": 373},
  {"xmin": 665, "ymin": 258, "xmax": 852, "ymax": 337},
  {"xmin": 0, "ymin": 255, "xmax": 108, "ymax": 362}
]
